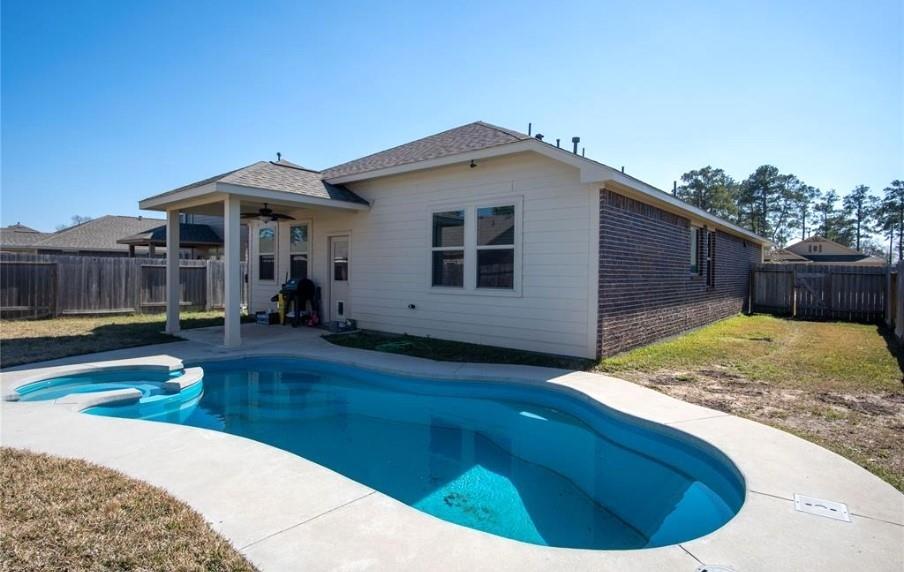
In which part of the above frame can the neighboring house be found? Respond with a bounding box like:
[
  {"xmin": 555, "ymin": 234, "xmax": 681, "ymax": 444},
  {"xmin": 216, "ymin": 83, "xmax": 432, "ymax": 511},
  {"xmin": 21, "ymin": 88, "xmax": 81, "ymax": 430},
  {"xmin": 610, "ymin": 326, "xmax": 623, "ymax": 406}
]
[
  {"xmin": 117, "ymin": 219, "xmax": 226, "ymax": 259},
  {"xmin": 0, "ymin": 223, "xmax": 51, "ymax": 253},
  {"xmin": 766, "ymin": 236, "xmax": 887, "ymax": 266},
  {"xmin": 1, "ymin": 215, "xmax": 227, "ymax": 258},
  {"xmin": 31, "ymin": 215, "xmax": 163, "ymax": 256},
  {"xmin": 139, "ymin": 121, "xmax": 770, "ymax": 357}
]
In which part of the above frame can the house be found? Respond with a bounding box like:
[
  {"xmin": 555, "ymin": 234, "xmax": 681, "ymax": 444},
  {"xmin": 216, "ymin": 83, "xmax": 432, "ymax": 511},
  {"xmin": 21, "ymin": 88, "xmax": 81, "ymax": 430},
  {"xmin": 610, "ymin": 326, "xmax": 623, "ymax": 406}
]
[
  {"xmin": 0, "ymin": 223, "xmax": 51, "ymax": 253},
  {"xmin": 138, "ymin": 121, "xmax": 770, "ymax": 358},
  {"xmin": 29, "ymin": 215, "xmax": 164, "ymax": 256},
  {"xmin": 1, "ymin": 215, "xmax": 228, "ymax": 259},
  {"xmin": 766, "ymin": 235, "xmax": 887, "ymax": 266}
]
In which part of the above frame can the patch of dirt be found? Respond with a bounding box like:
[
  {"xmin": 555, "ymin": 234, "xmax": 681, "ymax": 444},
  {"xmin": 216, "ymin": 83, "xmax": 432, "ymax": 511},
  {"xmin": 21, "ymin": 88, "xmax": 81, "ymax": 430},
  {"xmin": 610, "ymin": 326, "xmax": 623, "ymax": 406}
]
[
  {"xmin": 621, "ymin": 368, "xmax": 904, "ymax": 491},
  {"xmin": 816, "ymin": 392, "xmax": 897, "ymax": 416}
]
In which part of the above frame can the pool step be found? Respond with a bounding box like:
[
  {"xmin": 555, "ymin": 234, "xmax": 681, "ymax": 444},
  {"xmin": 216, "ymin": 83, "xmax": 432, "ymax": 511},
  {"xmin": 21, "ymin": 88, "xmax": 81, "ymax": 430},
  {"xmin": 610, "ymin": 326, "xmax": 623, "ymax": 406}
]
[
  {"xmin": 164, "ymin": 367, "xmax": 204, "ymax": 393},
  {"xmin": 55, "ymin": 388, "xmax": 143, "ymax": 411}
]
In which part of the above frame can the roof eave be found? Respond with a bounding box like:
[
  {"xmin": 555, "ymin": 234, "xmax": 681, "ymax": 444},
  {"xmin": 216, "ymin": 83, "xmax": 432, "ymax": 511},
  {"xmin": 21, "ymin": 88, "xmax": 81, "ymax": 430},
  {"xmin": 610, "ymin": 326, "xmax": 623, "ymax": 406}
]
[
  {"xmin": 139, "ymin": 181, "xmax": 369, "ymax": 212},
  {"xmin": 325, "ymin": 138, "xmax": 771, "ymax": 246}
]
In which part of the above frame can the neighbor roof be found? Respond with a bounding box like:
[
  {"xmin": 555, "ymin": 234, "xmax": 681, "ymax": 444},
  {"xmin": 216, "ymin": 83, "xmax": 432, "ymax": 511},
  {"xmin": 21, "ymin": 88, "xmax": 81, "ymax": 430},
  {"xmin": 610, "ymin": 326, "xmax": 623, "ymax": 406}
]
[
  {"xmin": 805, "ymin": 254, "xmax": 883, "ymax": 264},
  {"xmin": 765, "ymin": 248, "xmax": 810, "ymax": 263},
  {"xmin": 150, "ymin": 160, "xmax": 368, "ymax": 206},
  {"xmin": 0, "ymin": 223, "xmax": 50, "ymax": 248},
  {"xmin": 117, "ymin": 223, "xmax": 223, "ymax": 247},
  {"xmin": 34, "ymin": 215, "xmax": 164, "ymax": 252},
  {"xmin": 322, "ymin": 121, "xmax": 530, "ymax": 180}
]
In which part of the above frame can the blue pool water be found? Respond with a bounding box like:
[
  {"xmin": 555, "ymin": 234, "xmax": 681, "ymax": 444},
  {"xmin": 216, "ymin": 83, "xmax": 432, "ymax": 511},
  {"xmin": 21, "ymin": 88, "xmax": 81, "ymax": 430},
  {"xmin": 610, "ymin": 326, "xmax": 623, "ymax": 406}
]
[
  {"xmin": 16, "ymin": 369, "xmax": 182, "ymax": 402},
  {"xmin": 87, "ymin": 358, "xmax": 745, "ymax": 549}
]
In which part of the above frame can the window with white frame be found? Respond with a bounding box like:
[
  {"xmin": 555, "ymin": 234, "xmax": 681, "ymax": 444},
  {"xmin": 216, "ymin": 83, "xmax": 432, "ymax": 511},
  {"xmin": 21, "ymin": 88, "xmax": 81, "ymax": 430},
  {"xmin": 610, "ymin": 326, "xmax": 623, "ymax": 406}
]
[
  {"xmin": 289, "ymin": 224, "xmax": 309, "ymax": 280},
  {"xmin": 258, "ymin": 226, "xmax": 275, "ymax": 281},
  {"xmin": 431, "ymin": 210, "xmax": 465, "ymax": 287},
  {"xmin": 476, "ymin": 205, "xmax": 515, "ymax": 289},
  {"xmin": 429, "ymin": 201, "xmax": 519, "ymax": 292}
]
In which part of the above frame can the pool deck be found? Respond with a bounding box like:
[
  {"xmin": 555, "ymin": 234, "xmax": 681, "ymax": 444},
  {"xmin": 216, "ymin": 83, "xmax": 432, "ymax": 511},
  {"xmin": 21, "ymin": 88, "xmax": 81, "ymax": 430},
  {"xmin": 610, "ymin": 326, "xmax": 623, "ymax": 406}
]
[{"xmin": 2, "ymin": 323, "xmax": 902, "ymax": 571}]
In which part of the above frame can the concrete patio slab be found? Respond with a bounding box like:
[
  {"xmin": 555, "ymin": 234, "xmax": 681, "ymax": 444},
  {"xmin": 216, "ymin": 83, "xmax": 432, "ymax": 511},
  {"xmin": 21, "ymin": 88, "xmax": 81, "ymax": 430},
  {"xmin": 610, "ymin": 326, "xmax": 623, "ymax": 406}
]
[
  {"xmin": 682, "ymin": 491, "xmax": 903, "ymax": 571},
  {"xmin": 672, "ymin": 414, "xmax": 904, "ymax": 525}
]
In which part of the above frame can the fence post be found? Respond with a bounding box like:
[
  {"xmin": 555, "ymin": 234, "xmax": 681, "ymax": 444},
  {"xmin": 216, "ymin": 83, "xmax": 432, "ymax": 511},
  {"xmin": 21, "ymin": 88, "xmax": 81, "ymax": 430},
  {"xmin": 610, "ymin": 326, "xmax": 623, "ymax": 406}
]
[
  {"xmin": 54, "ymin": 260, "xmax": 62, "ymax": 317},
  {"xmin": 790, "ymin": 266, "xmax": 797, "ymax": 318},
  {"xmin": 205, "ymin": 260, "xmax": 212, "ymax": 311}
]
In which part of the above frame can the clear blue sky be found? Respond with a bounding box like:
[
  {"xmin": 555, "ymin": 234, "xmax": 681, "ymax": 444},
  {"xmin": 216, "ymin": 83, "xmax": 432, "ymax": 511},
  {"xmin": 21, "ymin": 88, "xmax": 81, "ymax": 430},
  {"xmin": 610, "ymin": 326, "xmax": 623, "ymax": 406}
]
[{"xmin": 2, "ymin": 0, "xmax": 901, "ymax": 230}]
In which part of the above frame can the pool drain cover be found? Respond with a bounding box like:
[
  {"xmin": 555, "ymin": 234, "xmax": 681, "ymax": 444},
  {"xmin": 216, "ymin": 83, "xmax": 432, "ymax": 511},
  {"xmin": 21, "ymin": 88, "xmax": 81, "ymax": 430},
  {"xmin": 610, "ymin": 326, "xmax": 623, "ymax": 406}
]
[
  {"xmin": 793, "ymin": 494, "xmax": 851, "ymax": 522},
  {"xmin": 695, "ymin": 565, "xmax": 735, "ymax": 572}
]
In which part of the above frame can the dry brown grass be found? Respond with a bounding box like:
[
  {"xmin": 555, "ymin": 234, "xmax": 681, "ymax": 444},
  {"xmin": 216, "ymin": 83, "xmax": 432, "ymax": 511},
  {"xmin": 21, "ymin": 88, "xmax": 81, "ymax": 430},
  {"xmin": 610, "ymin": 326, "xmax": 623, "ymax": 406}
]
[{"xmin": 0, "ymin": 448, "xmax": 256, "ymax": 572}]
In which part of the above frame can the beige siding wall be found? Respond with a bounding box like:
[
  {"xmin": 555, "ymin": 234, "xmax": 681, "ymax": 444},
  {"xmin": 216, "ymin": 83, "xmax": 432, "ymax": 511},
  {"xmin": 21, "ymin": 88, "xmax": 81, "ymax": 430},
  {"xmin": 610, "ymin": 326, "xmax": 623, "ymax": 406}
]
[
  {"xmin": 787, "ymin": 238, "xmax": 858, "ymax": 257},
  {"xmin": 247, "ymin": 152, "xmax": 599, "ymax": 358}
]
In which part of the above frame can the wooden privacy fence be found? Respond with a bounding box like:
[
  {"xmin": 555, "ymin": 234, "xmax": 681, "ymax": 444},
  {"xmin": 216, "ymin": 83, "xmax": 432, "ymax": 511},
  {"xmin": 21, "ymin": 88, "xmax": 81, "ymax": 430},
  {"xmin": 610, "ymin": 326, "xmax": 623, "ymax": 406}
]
[
  {"xmin": 0, "ymin": 253, "xmax": 247, "ymax": 319},
  {"xmin": 750, "ymin": 263, "xmax": 891, "ymax": 323},
  {"xmin": 894, "ymin": 260, "xmax": 904, "ymax": 342}
]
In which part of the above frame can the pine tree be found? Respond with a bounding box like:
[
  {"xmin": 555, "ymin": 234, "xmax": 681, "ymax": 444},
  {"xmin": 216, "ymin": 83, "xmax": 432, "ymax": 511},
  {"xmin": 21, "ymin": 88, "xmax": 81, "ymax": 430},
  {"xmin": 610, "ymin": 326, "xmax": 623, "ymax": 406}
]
[
  {"xmin": 675, "ymin": 166, "xmax": 738, "ymax": 221},
  {"xmin": 881, "ymin": 180, "xmax": 904, "ymax": 262},
  {"xmin": 842, "ymin": 185, "xmax": 878, "ymax": 251}
]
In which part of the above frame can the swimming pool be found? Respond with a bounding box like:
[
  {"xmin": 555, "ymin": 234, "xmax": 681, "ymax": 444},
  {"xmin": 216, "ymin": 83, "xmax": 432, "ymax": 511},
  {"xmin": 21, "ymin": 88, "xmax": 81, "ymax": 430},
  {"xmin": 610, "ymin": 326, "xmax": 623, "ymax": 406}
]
[{"xmin": 87, "ymin": 357, "xmax": 745, "ymax": 549}]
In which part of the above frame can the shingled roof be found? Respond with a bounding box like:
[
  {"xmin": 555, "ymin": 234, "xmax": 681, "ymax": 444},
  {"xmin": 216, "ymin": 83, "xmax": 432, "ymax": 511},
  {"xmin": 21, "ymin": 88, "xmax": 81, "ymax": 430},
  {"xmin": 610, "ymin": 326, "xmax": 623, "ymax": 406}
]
[
  {"xmin": 322, "ymin": 121, "xmax": 530, "ymax": 180},
  {"xmin": 152, "ymin": 160, "xmax": 368, "ymax": 205},
  {"xmin": 34, "ymin": 215, "xmax": 164, "ymax": 252},
  {"xmin": 0, "ymin": 223, "xmax": 50, "ymax": 248}
]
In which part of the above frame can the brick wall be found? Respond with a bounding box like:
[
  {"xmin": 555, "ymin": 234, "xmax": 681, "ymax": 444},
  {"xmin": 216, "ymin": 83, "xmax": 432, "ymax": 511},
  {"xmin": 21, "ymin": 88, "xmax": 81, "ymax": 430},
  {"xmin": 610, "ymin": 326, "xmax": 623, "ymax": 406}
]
[{"xmin": 597, "ymin": 189, "xmax": 762, "ymax": 357}]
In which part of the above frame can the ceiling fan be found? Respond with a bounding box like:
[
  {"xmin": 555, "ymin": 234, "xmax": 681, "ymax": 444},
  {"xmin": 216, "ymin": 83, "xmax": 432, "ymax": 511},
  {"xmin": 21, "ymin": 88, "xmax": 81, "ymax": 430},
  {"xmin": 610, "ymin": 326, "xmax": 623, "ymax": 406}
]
[{"xmin": 240, "ymin": 203, "xmax": 295, "ymax": 222}]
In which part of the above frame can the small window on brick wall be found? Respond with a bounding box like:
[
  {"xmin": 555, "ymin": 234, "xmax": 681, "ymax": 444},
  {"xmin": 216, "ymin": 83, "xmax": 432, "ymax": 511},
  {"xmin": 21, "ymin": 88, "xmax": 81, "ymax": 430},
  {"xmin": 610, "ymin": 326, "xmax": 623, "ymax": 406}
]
[
  {"xmin": 689, "ymin": 227, "xmax": 704, "ymax": 275},
  {"xmin": 706, "ymin": 231, "xmax": 716, "ymax": 288}
]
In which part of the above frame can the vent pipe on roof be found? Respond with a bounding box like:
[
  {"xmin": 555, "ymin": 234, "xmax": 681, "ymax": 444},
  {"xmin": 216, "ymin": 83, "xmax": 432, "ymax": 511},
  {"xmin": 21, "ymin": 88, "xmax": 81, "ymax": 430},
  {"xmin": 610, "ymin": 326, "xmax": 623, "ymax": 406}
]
[
  {"xmin": 621, "ymin": 166, "xmax": 625, "ymax": 173},
  {"xmin": 582, "ymin": 147, "xmax": 585, "ymax": 157},
  {"xmin": 277, "ymin": 152, "xmax": 282, "ymax": 161},
  {"xmin": 571, "ymin": 136, "xmax": 580, "ymax": 154},
  {"xmin": 556, "ymin": 138, "xmax": 560, "ymax": 148},
  {"xmin": 528, "ymin": 122, "xmax": 532, "ymax": 136},
  {"xmin": 673, "ymin": 181, "xmax": 677, "ymax": 194}
]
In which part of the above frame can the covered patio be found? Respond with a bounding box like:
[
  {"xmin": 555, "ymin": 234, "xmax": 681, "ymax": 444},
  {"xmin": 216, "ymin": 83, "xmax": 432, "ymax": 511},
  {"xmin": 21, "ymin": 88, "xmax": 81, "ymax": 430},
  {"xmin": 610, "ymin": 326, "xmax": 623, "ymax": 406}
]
[{"xmin": 138, "ymin": 159, "xmax": 369, "ymax": 347}]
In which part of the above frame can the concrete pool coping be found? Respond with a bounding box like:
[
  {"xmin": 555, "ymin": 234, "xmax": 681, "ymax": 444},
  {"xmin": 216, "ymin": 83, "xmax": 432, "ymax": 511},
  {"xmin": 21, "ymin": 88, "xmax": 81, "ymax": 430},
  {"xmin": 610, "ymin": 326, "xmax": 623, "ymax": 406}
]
[{"xmin": 1, "ymin": 324, "xmax": 901, "ymax": 571}]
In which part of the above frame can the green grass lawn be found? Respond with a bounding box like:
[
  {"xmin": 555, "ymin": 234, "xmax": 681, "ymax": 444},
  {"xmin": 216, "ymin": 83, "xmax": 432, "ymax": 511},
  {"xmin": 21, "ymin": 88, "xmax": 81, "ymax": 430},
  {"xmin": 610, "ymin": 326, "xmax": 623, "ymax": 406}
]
[
  {"xmin": 598, "ymin": 315, "xmax": 904, "ymax": 491},
  {"xmin": 0, "ymin": 448, "xmax": 255, "ymax": 571},
  {"xmin": 0, "ymin": 311, "xmax": 245, "ymax": 368},
  {"xmin": 598, "ymin": 314, "xmax": 902, "ymax": 393}
]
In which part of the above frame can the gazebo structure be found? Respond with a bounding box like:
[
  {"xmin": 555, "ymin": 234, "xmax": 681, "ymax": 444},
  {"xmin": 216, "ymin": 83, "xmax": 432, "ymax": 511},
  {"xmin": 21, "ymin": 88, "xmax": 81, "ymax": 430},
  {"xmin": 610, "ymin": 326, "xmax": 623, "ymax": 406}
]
[{"xmin": 117, "ymin": 222, "xmax": 224, "ymax": 258}]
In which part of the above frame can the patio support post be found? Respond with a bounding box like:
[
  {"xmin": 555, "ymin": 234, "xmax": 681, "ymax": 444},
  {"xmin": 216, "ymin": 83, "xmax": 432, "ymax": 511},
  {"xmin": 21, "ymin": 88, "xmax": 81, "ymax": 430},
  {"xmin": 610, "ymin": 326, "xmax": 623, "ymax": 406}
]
[
  {"xmin": 165, "ymin": 209, "xmax": 181, "ymax": 334},
  {"xmin": 224, "ymin": 195, "xmax": 241, "ymax": 347}
]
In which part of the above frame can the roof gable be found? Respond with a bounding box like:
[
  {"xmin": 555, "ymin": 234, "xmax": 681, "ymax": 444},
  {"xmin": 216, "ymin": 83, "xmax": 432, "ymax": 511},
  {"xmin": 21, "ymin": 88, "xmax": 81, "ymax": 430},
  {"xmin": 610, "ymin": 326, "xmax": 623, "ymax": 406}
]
[
  {"xmin": 322, "ymin": 121, "xmax": 529, "ymax": 180},
  {"xmin": 786, "ymin": 235, "xmax": 862, "ymax": 256}
]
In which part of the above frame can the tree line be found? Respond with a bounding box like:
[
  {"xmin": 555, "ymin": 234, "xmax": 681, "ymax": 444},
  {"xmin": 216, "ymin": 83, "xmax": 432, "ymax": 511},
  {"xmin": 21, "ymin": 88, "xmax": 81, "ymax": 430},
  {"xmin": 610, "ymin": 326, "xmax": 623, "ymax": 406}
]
[{"xmin": 673, "ymin": 165, "xmax": 904, "ymax": 262}]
